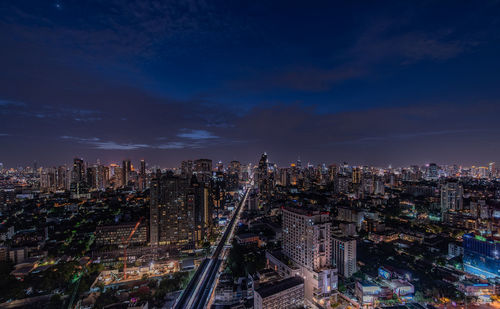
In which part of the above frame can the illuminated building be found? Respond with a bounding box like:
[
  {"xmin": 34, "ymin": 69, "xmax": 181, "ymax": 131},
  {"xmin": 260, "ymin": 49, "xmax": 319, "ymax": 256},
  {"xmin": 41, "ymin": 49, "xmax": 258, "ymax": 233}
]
[
  {"xmin": 254, "ymin": 276, "xmax": 304, "ymax": 309},
  {"xmin": 150, "ymin": 172, "xmax": 194, "ymax": 247},
  {"xmin": 440, "ymin": 181, "xmax": 463, "ymax": 219},
  {"xmin": 352, "ymin": 167, "xmax": 361, "ymax": 184},
  {"xmin": 282, "ymin": 206, "xmax": 337, "ymax": 307},
  {"xmin": 70, "ymin": 158, "xmax": 87, "ymax": 195},
  {"xmin": 463, "ymin": 233, "xmax": 500, "ymax": 278},
  {"xmin": 95, "ymin": 223, "xmax": 147, "ymax": 247},
  {"xmin": 194, "ymin": 158, "xmax": 212, "ymax": 183},
  {"xmin": 186, "ymin": 175, "xmax": 212, "ymax": 244},
  {"xmin": 122, "ymin": 159, "xmax": 131, "ymax": 187},
  {"xmin": 355, "ymin": 281, "xmax": 381, "ymax": 306},
  {"xmin": 181, "ymin": 160, "xmax": 193, "ymax": 178},
  {"xmin": 138, "ymin": 159, "xmax": 147, "ymax": 190},
  {"xmin": 427, "ymin": 163, "xmax": 439, "ymax": 180},
  {"xmin": 332, "ymin": 236, "xmax": 357, "ymax": 278}
]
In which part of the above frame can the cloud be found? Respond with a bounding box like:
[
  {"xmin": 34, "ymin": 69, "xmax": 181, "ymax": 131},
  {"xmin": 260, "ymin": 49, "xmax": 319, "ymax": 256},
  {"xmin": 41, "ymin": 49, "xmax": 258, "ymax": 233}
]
[
  {"xmin": 177, "ymin": 129, "xmax": 219, "ymax": 140},
  {"xmin": 0, "ymin": 133, "xmax": 10, "ymax": 137},
  {"xmin": 60, "ymin": 133, "xmax": 221, "ymax": 151},
  {"xmin": 0, "ymin": 99, "xmax": 26, "ymax": 107}
]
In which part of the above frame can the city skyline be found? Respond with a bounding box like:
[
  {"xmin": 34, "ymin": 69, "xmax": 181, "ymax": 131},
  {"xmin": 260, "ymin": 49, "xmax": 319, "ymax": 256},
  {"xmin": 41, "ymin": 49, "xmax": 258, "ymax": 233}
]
[
  {"xmin": 2, "ymin": 1, "xmax": 500, "ymax": 167},
  {"xmin": 0, "ymin": 155, "xmax": 497, "ymax": 171}
]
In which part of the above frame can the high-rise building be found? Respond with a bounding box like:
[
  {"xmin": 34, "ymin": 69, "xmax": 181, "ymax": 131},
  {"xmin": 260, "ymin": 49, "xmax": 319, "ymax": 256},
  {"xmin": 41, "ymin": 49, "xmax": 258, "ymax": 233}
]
[
  {"xmin": 489, "ymin": 162, "xmax": 496, "ymax": 179},
  {"xmin": 150, "ymin": 172, "xmax": 197, "ymax": 248},
  {"xmin": 441, "ymin": 181, "xmax": 463, "ymax": 217},
  {"xmin": 332, "ymin": 236, "xmax": 357, "ymax": 278},
  {"xmin": 70, "ymin": 158, "xmax": 87, "ymax": 195},
  {"xmin": 194, "ymin": 159, "xmax": 212, "ymax": 183},
  {"xmin": 462, "ymin": 233, "xmax": 500, "ymax": 278},
  {"xmin": 328, "ymin": 164, "xmax": 338, "ymax": 182},
  {"xmin": 334, "ymin": 175, "xmax": 349, "ymax": 194},
  {"xmin": 122, "ymin": 159, "xmax": 131, "ymax": 187},
  {"xmin": 138, "ymin": 159, "xmax": 147, "ymax": 190},
  {"xmin": 427, "ymin": 163, "xmax": 439, "ymax": 180},
  {"xmin": 227, "ymin": 160, "xmax": 241, "ymax": 190},
  {"xmin": 257, "ymin": 153, "xmax": 272, "ymax": 199},
  {"xmin": 352, "ymin": 167, "xmax": 361, "ymax": 184},
  {"xmin": 282, "ymin": 206, "xmax": 338, "ymax": 306},
  {"xmin": 187, "ymin": 175, "xmax": 212, "ymax": 244},
  {"xmin": 181, "ymin": 160, "xmax": 193, "ymax": 178}
]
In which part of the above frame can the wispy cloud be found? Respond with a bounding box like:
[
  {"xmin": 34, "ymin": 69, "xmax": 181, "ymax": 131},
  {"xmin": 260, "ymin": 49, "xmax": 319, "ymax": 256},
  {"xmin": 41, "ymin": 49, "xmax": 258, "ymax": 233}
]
[
  {"xmin": 177, "ymin": 129, "xmax": 219, "ymax": 140},
  {"xmin": 60, "ymin": 134, "xmax": 221, "ymax": 150},
  {"xmin": 0, "ymin": 133, "xmax": 10, "ymax": 137},
  {"xmin": 0, "ymin": 99, "xmax": 26, "ymax": 107}
]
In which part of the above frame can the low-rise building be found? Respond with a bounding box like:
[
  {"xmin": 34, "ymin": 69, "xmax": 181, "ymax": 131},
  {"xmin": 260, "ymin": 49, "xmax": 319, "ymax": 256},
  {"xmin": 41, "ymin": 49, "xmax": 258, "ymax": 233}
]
[{"xmin": 254, "ymin": 276, "xmax": 304, "ymax": 309}]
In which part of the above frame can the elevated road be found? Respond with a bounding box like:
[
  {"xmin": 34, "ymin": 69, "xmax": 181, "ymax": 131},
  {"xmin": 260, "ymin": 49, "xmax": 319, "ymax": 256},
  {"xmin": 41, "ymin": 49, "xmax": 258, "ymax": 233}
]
[{"xmin": 174, "ymin": 183, "xmax": 251, "ymax": 309}]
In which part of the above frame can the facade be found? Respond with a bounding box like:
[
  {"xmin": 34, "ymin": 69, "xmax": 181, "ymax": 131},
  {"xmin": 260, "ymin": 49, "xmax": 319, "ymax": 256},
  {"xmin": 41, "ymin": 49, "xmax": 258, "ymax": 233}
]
[
  {"xmin": 150, "ymin": 172, "xmax": 211, "ymax": 248},
  {"xmin": 282, "ymin": 206, "xmax": 337, "ymax": 307},
  {"xmin": 463, "ymin": 233, "xmax": 500, "ymax": 278},
  {"xmin": 440, "ymin": 181, "xmax": 463, "ymax": 217},
  {"xmin": 194, "ymin": 159, "xmax": 212, "ymax": 183},
  {"xmin": 332, "ymin": 236, "xmax": 357, "ymax": 278},
  {"xmin": 95, "ymin": 223, "xmax": 147, "ymax": 247},
  {"xmin": 254, "ymin": 276, "xmax": 304, "ymax": 309},
  {"xmin": 355, "ymin": 281, "xmax": 381, "ymax": 307}
]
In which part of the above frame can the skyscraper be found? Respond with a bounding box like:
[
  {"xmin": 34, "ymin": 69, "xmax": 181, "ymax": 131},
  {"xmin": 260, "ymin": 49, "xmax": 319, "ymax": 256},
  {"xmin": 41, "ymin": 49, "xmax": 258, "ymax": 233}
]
[
  {"xmin": 138, "ymin": 159, "xmax": 147, "ymax": 190},
  {"xmin": 441, "ymin": 181, "xmax": 463, "ymax": 218},
  {"xmin": 122, "ymin": 159, "xmax": 131, "ymax": 187},
  {"xmin": 282, "ymin": 206, "xmax": 338, "ymax": 306},
  {"xmin": 194, "ymin": 159, "xmax": 212, "ymax": 183},
  {"xmin": 70, "ymin": 158, "xmax": 87, "ymax": 195},
  {"xmin": 150, "ymin": 172, "xmax": 198, "ymax": 248},
  {"xmin": 332, "ymin": 236, "xmax": 357, "ymax": 278}
]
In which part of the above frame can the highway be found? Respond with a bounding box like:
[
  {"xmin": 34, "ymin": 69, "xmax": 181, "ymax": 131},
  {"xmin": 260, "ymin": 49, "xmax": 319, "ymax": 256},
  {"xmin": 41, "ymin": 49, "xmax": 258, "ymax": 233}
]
[{"xmin": 174, "ymin": 183, "xmax": 251, "ymax": 309}]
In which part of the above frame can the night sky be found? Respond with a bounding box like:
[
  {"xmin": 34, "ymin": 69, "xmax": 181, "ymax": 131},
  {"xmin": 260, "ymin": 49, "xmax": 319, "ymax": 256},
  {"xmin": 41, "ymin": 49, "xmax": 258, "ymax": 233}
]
[{"xmin": 1, "ymin": 1, "xmax": 500, "ymax": 168}]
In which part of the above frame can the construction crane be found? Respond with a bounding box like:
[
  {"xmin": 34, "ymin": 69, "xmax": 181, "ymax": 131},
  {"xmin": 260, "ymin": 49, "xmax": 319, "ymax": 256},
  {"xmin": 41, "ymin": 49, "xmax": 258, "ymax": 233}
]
[{"xmin": 123, "ymin": 217, "xmax": 143, "ymax": 280}]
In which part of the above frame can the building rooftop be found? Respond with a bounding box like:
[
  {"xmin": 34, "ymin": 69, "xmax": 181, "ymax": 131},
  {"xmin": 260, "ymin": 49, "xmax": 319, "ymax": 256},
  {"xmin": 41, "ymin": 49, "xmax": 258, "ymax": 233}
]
[{"xmin": 255, "ymin": 276, "xmax": 304, "ymax": 299}]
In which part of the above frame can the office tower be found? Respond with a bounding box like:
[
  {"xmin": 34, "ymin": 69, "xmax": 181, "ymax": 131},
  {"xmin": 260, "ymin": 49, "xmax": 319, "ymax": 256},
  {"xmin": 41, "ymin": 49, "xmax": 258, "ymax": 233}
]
[
  {"xmin": 187, "ymin": 175, "xmax": 212, "ymax": 244},
  {"xmin": 194, "ymin": 159, "xmax": 212, "ymax": 183},
  {"xmin": 334, "ymin": 175, "xmax": 349, "ymax": 194},
  {"xmin": 374, "ymin": 177, "xmax": 385, "ymax": 195},
  {"xmin": 282, "ymin": 206, "xmax": 337, "ymax": 306},
  {"xmin": 227, "ymin": 160, "xmax": 241, "ymax": 190},
  {"xmin": 150, "ymin": 172, "xmax": 194, "ymax": 247},
  {"xmin": 228, "ymin": 160, "xmax": 241, "ymax": 177},
  {"xmin": 56, "ymin": 166, "xmax": 68, "ymax": 190},
  {"xmin": 258, "ymin": 153, "xmax": 271, "ymax": 198},
  {"xmin": 70, "ymin": 158, "xmax": 87, "ymax": 194},
  {"xmin": 332, "ymin": 236, "xmax": 357, "ymax": 278},
  {"xmin": 122, "ymin": 159, "xmax": 131, "ymax": 187},
  {"xmin": 181, "ymin": 160, "xmax": 193, "ymax": 178},
  {"xmin": 462, "ymin": 233, "xmax": 500, "ymax": 278},
  {"xmin": 427, "ymin": 163, "xmax": 438, "ymax": 180},
  {"xmin": 328, "ymin": 164, "xmax": 338, "ymax": 182},
  {"xmin": 489, "ymin": 162, "xmax": 496, "ymax": 179},
  {"xmin": 352, "ymin": 167, "xmax": 361, "ymax": 184},
  {"xmin": 138, "ymin": 159, "xmax": 147, "ymax": 190},
  {"xmin": 216, "ymin": 160, "xmax": 223, "ymax": 172},
  {"xmin": 440, "ymin": 181, "xmax": 463, "ymax": 217}
]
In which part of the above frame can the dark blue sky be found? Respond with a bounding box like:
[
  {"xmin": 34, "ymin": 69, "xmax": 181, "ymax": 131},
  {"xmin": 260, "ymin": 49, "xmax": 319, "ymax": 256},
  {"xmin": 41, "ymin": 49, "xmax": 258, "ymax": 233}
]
[{"xmin": 1, "ymin": 0, "xmax": 500, "ymax": 167}]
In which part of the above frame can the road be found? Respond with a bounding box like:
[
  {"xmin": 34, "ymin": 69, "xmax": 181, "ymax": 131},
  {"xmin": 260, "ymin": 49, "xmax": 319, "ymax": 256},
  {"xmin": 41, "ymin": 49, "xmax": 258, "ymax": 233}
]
[{"xmin": 174, "ymin": 183, "xmax": 251, "ymax": 309}]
